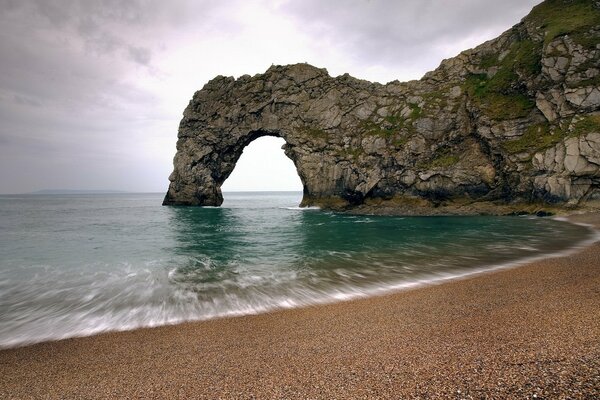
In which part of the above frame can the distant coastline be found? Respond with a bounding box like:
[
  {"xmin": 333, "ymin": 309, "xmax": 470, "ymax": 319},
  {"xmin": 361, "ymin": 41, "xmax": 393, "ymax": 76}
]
[
  {"xmin": 28, "ymin": 189, "xmax": 130, "ymax": 195},
  {"xmin": 12, "ymin": 190, "xmax": 302, "ymax": 195}
]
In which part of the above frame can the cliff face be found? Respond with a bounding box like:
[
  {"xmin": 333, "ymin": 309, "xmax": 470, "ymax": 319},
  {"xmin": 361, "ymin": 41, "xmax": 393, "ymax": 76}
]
[{"xmin": 164, "ymin": 0, "xmax": 600, "ymax": 213}]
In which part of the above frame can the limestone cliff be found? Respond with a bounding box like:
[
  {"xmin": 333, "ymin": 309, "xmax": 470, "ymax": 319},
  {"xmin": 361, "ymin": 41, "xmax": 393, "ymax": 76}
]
[{"xmin": 164, "ymin": 0, "xmax": 600, "ymax": 214}]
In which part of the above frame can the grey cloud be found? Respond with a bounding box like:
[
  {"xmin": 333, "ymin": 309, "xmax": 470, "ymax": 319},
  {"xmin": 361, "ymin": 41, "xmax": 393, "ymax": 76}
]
[
  {"xmin": 2, "ymin": 0, "xmax": 155, "ymax": 65},
  {"xmin": 0, "ymin": 0, "xmax": 236, "ymax": 108},
  {"xmin": 281, "ymin": 0, "xmax": 541, "ymax": 74},
  {"xmin": 31, "ymin": 0, "xmax": 72, "ymax": 26},
  {"xmin": 13, "ymin": 94, "xmax": 42, "ymax": 108},
  {"xmin": 31, "ymin": 0, "xmax": 153, "ymax": 28},
  {"xmin": 76, "ymin": 16, "xmax": 122, "ymax": 55},
  {"xmin": 128, "ymin": 45, "xmax": 152, "ymax": 65}
]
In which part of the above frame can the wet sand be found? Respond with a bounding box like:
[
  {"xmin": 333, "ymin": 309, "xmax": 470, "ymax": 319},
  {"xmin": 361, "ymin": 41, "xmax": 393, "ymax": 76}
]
[{"xmin": 1, "ymin": 213, "xmax": 599, "ymax": 399}]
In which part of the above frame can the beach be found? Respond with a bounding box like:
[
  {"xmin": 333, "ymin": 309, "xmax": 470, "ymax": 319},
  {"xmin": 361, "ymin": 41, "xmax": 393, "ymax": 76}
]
[{"xmin": 1, "ymin": 212, "xmax": 599, "ymax": 399}]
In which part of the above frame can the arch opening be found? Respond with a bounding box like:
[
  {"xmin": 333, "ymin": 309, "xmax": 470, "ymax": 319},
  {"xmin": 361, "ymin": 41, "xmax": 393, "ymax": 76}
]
[{"xmin": 220, "ymin": 135, "xmax": 303, "ymax": 195}]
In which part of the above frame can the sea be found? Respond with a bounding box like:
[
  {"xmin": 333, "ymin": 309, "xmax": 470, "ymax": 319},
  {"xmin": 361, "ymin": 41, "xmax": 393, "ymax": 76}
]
[{"xmin": 0, "ymin": 192, "xmax": 596, "ymax": 348}]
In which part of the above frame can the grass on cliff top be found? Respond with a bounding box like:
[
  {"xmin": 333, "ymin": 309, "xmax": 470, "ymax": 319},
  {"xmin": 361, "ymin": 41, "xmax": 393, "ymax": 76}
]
[
  {"xmin": 526, "ymin": 0, "xmax": 600, "ymax": 49},
  {"xmin": 467, "ymin": 0, "xmax": 600, "ymax": 120}
]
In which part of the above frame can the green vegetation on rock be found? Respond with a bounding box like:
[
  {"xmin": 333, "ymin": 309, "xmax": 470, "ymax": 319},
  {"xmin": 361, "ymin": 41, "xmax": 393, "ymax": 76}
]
[
  {"xmin": 502, "ymin": 115, "xmax": 600, "ymax": 155},
  {"xmin": 465, "ymin": 38, "xmax": 541, "ymax": 120},
  {"xmin": 391, "ymin": 136, "xmax": 410, "ymax": 148},
  {"xmin": 502, "ymin": 123, "xmax": 565, "ymax": 154},
  {"xmin": 362, "ymin": 104, "xmax": 421, "ymax": 137},
  {"xmin": 526, "ymin": 0, "xmax": 600, "ymax": 49},
  {"xmin": 465, "ymin": 73, "xmax": 535, "ymax": 120},
  {"xmin": 567, "ymin": 74, "xmax": 600, "ymax": 89},
  {"xmin": 571, "ymin": 115, "xmax": 600, "ymax": 136},
  {"xmin": 422, "ymin": 90, "xmax": 450, "ymax": 110},
  {"xmin": 431, "ymin": 154, "xmax": 460, "ymax": 168},
  {"xmin": 297, "ymin": 126, "xmax": 329, "ymax": 139},
  {"xmin": 418, "ymin": 147, "xmax": 460, "ymax": 169},
  {"xmin": 479, "ymin": 53, "xmax": 499, "ymax": 69},
  {"xmin": 408, "ymin": 103, "xmax": 422, "ymax": 119},
  {"xmin": 337, "ymin": 147, "xmax": 363, "ymax": 160},
  {"xmin": 361, "ymin": 120, "xmax": 395, "ymax": 137}
]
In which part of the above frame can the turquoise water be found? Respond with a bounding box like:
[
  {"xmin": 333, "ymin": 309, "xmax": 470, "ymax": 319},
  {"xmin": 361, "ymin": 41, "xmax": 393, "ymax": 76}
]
[{"xmin": 0, "ymin": 192, "xmax": 595, "ymax": 348}]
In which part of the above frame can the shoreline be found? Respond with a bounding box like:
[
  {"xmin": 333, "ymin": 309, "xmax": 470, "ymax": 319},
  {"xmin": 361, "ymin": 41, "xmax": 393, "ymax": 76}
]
[
  {"xmin": 0, "ymin": 214, "xmax": 595, "ymax": 351},
  {"xmin": 1, "ymin": 213, "xmax": 599, "ymax": 397}
]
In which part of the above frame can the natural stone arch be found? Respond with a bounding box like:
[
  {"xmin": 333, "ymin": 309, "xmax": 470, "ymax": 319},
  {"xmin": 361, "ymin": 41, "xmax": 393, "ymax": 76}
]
[
  {"xmin": 172, "ymin": 128, "xmax": 309, "ymax": 206},
  {"xmin": 164, "ymin": 1, "xmax": 600, "ymax": 214},
  {"xmin": 163, "ymin": 64, "xmax": 385, "ymax": 208}
]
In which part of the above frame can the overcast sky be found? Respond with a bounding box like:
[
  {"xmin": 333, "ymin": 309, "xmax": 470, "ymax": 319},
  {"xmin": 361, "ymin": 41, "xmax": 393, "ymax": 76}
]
[{"xmin": 0, "ymin": 0, "xmax": 541, "ymax": 194}]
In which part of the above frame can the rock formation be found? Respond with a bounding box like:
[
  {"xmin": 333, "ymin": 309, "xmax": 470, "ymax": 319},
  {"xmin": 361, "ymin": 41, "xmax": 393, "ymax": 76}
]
[{"xmin": 164, "ymin": 0, "xmax": 600, "ymax": 214}]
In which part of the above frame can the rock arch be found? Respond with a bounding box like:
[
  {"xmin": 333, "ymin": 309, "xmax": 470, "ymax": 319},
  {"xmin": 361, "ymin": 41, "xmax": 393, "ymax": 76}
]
[
  {"xmin": 163, "ymin": 64, "xmax": 389, "ymax": 208},
  {"xmin": 168, "ymin": 128, "xmax": 308, "ymax": 206},
  {"xmin": 164, "ymin": 2, "xmax": 600, "ymax": 213}
]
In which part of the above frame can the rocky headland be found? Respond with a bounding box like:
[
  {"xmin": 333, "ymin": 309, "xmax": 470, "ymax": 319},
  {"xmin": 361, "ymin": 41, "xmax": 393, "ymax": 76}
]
[{"xmin": 164, "ymin": 0, "xmax": 600, "ymax": 214}]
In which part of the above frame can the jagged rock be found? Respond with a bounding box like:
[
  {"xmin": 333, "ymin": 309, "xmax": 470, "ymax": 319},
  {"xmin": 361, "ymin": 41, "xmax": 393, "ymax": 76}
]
[
  {"xmin": 565, "ymin": 87, "xmax": 600, "ymax": 108},
  {"xmin": 580, "ymin": 132, "xmax": 600, "ymax": 165},
  {"xmin": 164, "ymin": 0, "xmax": 600, "ymax": 212},
  {"xmin": 536, "ymin": 94, "xmax": 558, "ymax": 122},
  {"xmin": 564, "ymin": 137, "xmax": 594, "ymax": 174}
]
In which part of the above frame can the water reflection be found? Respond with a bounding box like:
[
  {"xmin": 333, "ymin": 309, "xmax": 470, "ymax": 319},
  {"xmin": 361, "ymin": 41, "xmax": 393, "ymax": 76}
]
[{"xmin": 164, "ymin": 204, "xmax": 595, "ymax": 305}]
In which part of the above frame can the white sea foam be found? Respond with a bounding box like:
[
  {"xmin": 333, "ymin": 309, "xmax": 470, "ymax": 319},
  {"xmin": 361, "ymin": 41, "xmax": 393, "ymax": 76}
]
[{"xmin": 2, "ymin": 226, "xmax": 596, "ymax": 350}]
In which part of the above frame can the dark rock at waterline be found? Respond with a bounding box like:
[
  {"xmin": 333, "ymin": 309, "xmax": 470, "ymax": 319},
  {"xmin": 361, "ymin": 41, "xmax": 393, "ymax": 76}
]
[{"xmin": 164, "ymin": 0, "xmax": 600, "ymax": 213}]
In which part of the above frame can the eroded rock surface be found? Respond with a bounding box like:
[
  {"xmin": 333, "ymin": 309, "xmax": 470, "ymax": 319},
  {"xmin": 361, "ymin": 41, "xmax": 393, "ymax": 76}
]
[{"xmin": 164, "ymin": 0, "xmax": 600, "ymax": 213}]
